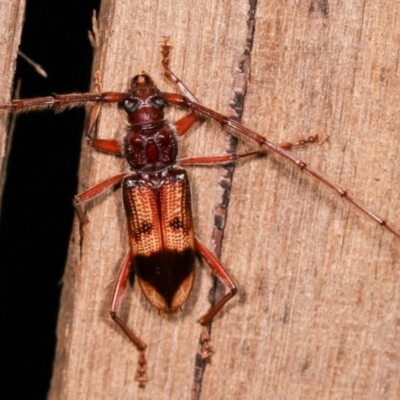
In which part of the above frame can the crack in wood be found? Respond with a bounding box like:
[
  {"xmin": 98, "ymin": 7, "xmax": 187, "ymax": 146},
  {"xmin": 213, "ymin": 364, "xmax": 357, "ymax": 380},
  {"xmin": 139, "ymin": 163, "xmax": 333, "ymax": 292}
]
[{"xmin": 191, "ymin": 1, "xmax": 258, "ymax": 398}]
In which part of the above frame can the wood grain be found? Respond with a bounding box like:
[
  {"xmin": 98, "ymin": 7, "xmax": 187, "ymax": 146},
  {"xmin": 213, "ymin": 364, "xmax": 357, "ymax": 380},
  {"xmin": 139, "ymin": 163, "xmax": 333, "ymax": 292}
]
[
  {"xmin": 50, "ymin": 1, "xmax": 400, "ymax": 399},
  {"xmin": 0, "ymin": 0, "xmax": 25, "ymax": 202}
]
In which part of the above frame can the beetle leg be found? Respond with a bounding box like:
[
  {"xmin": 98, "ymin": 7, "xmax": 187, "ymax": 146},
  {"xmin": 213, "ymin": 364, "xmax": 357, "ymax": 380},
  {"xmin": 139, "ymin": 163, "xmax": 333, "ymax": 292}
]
[
  {"xmin": 178, "ymin": 150, "xmax": 262, "ymax": 166},
  {"xmin": 109, "ymin": 250, "xmax": 149, "ymax": 388},
  {"xmin": 195, "ymin": 238, "xmax": 237, "ymax": 359},
  {"xmin": 160, "ymin": 36, "xmax": 200, "ymax": 104},
  {"xmin": 177, "ymin": 133, "xmax": 325, "ymax": 166},
  {"xmin": 195, "ymin": 238, "xmax": 237, "ymax": 325},
  {"xmin": 174, "ymin": 112, "xmax": 199, "ymax": 136},
  {"xmin": 73, "ymin": 173, "xmax": 126, "ymax": 225},
  {"xmin": 86, "ymin": 135, "xmax": 122, "ymax": 154},
  {"xmin": 200, "ymin": 326, "xmax": 214, "ymax": 360},
  {"xmin": 86, "ymin": 105, "xmax": 122, "ymax": 156}
]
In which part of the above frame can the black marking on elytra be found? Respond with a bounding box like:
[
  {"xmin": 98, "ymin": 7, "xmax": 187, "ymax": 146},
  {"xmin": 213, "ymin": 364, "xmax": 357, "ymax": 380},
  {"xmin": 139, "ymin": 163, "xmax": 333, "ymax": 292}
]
[
  {"xmin": 134, "ymin": 248, "xmax": 195, "ymax": 308},
  {"xmin": 169, "ymin": 216, "xmax": 187, "ymax": 233},
  {"xmin": 133, "ymin": 221, "xmax": 153, "ymax": 242}
]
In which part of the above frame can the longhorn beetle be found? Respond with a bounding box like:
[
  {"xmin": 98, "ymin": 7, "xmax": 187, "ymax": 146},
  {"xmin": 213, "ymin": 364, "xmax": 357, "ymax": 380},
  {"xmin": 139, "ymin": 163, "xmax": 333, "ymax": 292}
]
[{"xmin": 1, "ymin": 38, "xmax": 399, "ymax": 387}]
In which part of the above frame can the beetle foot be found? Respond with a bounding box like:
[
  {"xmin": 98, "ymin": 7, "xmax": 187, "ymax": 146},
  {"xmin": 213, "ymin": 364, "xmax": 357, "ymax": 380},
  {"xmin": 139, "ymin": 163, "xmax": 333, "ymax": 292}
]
[
  {"xmin": 200, "ymin": 326, "xmax": 214, "ymax": 360},
  {"xmin": 135, "ymin": 351, "xmax": 149, "ymax": 388}
]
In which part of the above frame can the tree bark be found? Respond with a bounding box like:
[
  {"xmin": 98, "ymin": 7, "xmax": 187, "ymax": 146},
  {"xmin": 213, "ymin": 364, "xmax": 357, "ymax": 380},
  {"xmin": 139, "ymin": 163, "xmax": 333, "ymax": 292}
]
[
  {"xmin": 50, "ymin": 1, "xmax": 400, "ymax": 399},
  {"xmin": 0, "ymin": 1, "xmax": 25, "ymax": 204}
]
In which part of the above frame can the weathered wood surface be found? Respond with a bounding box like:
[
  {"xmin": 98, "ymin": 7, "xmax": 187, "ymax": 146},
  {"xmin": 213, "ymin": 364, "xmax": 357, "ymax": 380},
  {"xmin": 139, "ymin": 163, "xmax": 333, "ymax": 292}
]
[
  {"xmin": 0, "ymin": 0, "xmax": 25, "ymax": 202},
  {"xmin": 50, "ymin": 1, "xmax": 400, "ymax": 399}
]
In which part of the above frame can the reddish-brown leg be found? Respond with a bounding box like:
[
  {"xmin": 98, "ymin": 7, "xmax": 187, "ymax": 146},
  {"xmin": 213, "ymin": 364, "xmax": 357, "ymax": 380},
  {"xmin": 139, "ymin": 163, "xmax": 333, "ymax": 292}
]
[
  {"xmin": 178, "ymin": 135, "xmax": 324, "ymax": 166},
  {"xmin": 160, "ymin": 37, "xmax": 200, "ymax": 103},
  {"xmin": 174, "ymin": 112, "xmax": 200, "ymax": 136},
  {"xmin": 109, "ymin": 250, "xmax": 149, "ymax": 388},
  {"xmin": 84, "ymin": 72, "xmax": 122, "ymax": 155},
  {"xmin": 160, "ymin": 36, "xmax": 207, "ymax": 137},
  {"xmin": 178, "ymin": 151, "xmax": 261, "ymax": 166},
  {"xmin": 195, "ymin": 238, "xmax": 237, "ymax": 359},
  {"xmin": 74, "ymin": 173, "xmax": 126, "ymax": 224},
  {"xmin": 86, "ymin": 72, "xmax": 103, "ymax": 137},
  {"xmin": 85, "ymin": 98, "xmax": 120, "ymax": 154},
  {"xmin": 87, "ymin": 136, "xmax": 121, "ymax": 154},
  {"xmin": 195, "ymin": 239, "xmax": 237, "ymax": 324},
  {"xmin": 85, "ymin": 102, "xmax": 121, "ymax": 154}
]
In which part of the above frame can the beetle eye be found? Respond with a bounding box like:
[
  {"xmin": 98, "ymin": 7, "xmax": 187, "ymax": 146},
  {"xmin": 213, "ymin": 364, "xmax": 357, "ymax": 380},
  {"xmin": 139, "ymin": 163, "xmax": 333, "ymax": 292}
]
[
  {"xmin": 124, "ymin": 98, "xmax": 140, "ymax": 112},
  {"xmin": 150, "ymin": 97, "xmax": 165, "ymax": 110}
]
